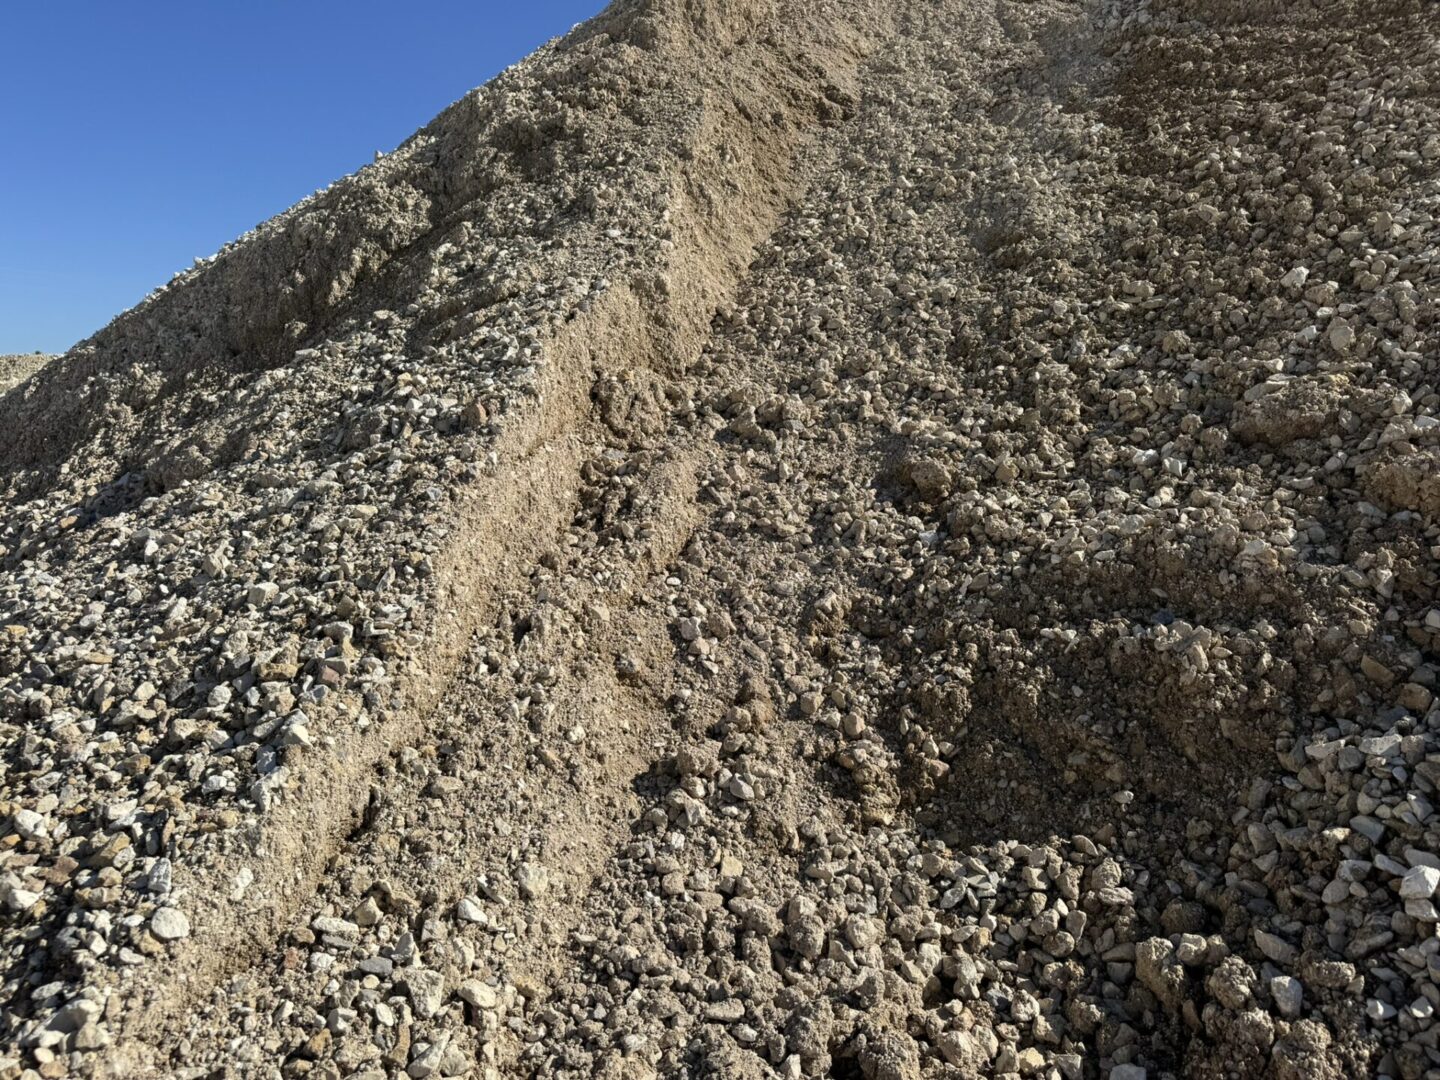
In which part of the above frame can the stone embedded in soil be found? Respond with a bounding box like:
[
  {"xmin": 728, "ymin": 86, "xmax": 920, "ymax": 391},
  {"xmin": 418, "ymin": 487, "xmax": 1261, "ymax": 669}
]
[{"xmin": 149, "ymin": 907, "xmax": 191, "ymax": 942}]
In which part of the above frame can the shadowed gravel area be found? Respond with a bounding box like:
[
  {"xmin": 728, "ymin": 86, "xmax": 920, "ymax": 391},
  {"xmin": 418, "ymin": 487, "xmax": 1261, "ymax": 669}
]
[{"xmin": 0, "ymin": 356, "xmax": 51, "ymax": 397}]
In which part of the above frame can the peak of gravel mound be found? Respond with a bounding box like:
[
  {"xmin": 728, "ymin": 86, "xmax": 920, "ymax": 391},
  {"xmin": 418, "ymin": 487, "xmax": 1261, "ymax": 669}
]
[{"xmin": 3, "ymin": 1, "xmax": 1440, "ymax": 1078}]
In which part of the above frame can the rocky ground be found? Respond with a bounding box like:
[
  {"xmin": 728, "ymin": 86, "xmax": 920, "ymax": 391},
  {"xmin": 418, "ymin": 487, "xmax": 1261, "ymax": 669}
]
[
  {"xmin": 2, "ymin": 0, "xmax": 1439, "ymax": 1078},
  {"xmin": 0, "ymin": 357, "xmax": 51, "ymax": 397}
]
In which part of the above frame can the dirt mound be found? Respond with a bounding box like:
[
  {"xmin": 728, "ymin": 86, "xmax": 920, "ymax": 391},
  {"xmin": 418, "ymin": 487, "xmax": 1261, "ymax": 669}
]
[{"xmin": 2, "ymin": 1, "xmax": 1439, "ymax": 1078}]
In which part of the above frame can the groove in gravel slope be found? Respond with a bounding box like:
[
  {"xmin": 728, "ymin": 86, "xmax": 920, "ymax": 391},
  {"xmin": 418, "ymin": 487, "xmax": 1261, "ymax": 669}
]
[
  {"xmin": 90, "ymin": 1, "xmax": 890, "ymax": 1073},
  {"xmin": 173, "ymin": 444, "xmax": 713, "ymax": 1076}
]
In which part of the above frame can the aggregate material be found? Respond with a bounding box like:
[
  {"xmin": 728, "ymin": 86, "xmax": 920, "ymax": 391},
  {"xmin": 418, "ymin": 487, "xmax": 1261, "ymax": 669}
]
[
  {"xmin": 2, "ymin": 0, "xmax": 1439, "ymax": 1077},
  {"xmin": 0, "ymin": 358, "xmax": 51, "ymax": 398}
]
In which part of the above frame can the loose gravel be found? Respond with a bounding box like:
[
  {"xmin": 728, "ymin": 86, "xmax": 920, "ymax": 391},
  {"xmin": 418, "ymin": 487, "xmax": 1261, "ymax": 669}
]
[
  {"xmin": 2, "ymin": 1, "xmax": 1439, "ymax": 1078},
  {"xmin": 0, "ymin": 357, "xmax": 51, "ymax": 398}
]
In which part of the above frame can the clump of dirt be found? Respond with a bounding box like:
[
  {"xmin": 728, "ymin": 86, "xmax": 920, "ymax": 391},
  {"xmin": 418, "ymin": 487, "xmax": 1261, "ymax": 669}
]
[{"xmin": 2, "ymin": 1, "xmax": 1439, "ymax": 1079}]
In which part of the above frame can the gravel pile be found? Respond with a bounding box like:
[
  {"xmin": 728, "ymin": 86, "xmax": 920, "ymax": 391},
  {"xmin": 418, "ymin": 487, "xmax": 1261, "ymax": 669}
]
[
  {"xmin": 0, "ymin": 357, "xmax": 51, "ymax": 398},
  {"xmin": 2, "ymin": 0, "xmax": 1439, "ymax": 1078}
]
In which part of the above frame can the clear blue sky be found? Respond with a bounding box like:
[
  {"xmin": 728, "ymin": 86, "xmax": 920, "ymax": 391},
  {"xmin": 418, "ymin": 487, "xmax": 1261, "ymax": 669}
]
[{"xmin": 0, "ymin": 1, "xmax": 608, "ymax": 355}]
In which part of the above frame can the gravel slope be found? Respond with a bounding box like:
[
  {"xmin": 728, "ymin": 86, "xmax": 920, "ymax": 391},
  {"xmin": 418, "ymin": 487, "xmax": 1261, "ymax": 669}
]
[
  {"xmin": 3, "ymin": 1, "xmax": 1440, "ymax": 1078},
  {"xmin": 0, "ymin": 356, "xmax": 51, "ymax": 397}
]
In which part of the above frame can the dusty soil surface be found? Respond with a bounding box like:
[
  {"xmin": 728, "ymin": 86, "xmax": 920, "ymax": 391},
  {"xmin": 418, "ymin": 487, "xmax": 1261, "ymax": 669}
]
[{"xmin": 2, "ymin": 1, "xmax": 1439, "ymax": 1078}]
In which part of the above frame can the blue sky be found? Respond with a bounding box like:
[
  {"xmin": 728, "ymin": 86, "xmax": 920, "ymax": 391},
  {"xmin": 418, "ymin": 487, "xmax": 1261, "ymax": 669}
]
[{"xmin": 0, "ymin": 1, "xmax": 608, "ymax": 355}]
